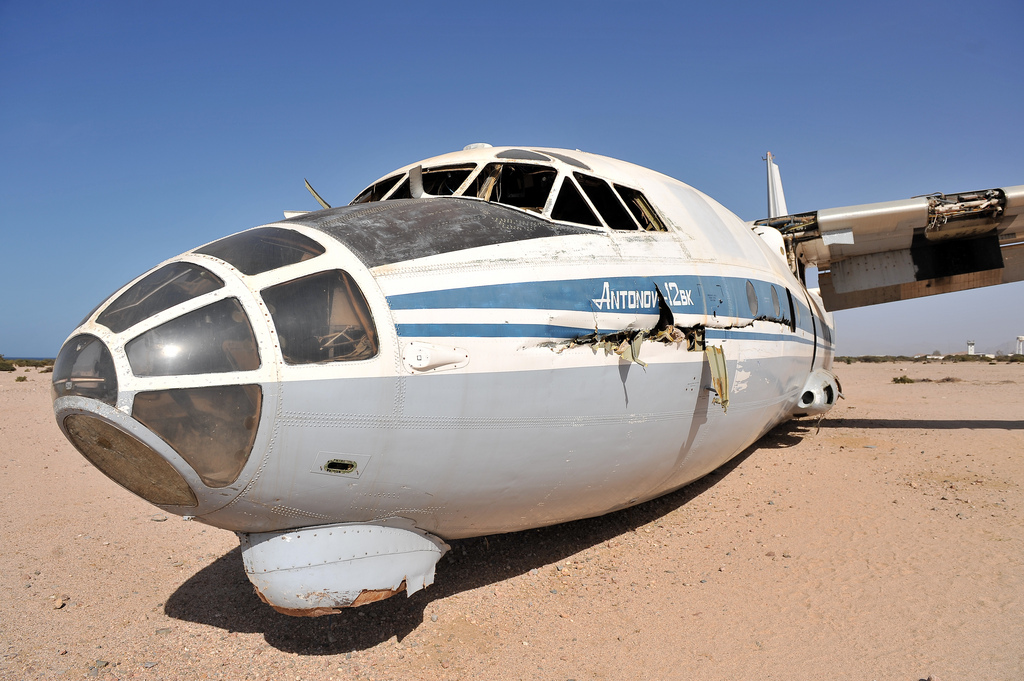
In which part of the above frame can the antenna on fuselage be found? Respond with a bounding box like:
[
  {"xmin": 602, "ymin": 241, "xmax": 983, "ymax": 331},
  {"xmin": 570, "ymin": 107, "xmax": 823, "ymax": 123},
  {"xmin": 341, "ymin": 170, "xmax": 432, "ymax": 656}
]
[
  {"xmin": 765, "ymin": 152, "xmax": 788, "ymax": 219},
  {"xmin": 304, "ymin": 178, "xmax": 331, "ymax": 210}
]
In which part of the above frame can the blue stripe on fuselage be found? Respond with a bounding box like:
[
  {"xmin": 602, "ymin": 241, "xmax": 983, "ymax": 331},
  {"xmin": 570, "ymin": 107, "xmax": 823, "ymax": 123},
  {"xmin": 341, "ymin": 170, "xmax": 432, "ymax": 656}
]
[
  {"xmin": 396, "ymin": 323, "xmax": 619, "ymax": 338},
  {"xmin": 389, "ymin": 275, "xmax": 779, "ymax": 317},
  {"xmin": 389, "ymin": 277, "xmax": 669, "ymax": 314},
  {"xmin": 388, "ymin": 275, "xmax": 830, "ymax": 343}
]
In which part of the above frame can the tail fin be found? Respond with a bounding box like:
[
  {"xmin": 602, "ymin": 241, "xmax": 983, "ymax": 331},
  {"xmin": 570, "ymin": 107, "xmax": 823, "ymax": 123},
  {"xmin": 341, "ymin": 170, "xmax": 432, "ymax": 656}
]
[{"xmin": 765, "ymin": 151, "xmax": 788, "ymax": 218}]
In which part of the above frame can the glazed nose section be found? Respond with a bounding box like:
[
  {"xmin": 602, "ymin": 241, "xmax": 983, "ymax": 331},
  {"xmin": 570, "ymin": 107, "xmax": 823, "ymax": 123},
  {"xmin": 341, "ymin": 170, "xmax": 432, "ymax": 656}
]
[
  {"xmin": 52, "ymin": 334, "xmax": 200, "ymax": 507},
  {"xmin": 52, "ymin": 258, "xmax": 270, "ymax": 512},
  {"xmin": 53, "ymin": 329, "xmax": 266, "ymax": 507}
]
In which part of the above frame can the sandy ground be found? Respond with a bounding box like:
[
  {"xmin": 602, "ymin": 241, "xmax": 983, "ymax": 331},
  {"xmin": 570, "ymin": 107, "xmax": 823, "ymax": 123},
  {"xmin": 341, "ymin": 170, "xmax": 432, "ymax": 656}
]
[{"xmin": 1, "ymin": 361, "xmax": 1022, "ymax": 680}]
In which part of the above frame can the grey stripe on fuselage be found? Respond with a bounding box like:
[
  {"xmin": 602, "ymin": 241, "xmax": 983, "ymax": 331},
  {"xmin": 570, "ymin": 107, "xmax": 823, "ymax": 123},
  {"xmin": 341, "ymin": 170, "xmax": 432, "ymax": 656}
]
[{"xmin": 219, "ymin": 350, "xmax": 805, "ymax": 538}]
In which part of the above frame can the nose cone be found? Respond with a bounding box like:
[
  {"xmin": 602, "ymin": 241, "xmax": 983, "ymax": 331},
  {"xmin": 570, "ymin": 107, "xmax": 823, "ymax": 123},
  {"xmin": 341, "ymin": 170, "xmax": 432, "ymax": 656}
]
[
  {"xmin": 51, "ymin": 221, "xmax": 386, "ymax": 529},
  {"xmin": 52, "ymin": 256, "xmax": 272, "ymax": 515},
  {"xmin": 61, "ymin": 411, "xmax": 199, "ymax": 507},
  {"xmin": 52, "ymin": 334, "xmax": 199, "ymax": 508}
]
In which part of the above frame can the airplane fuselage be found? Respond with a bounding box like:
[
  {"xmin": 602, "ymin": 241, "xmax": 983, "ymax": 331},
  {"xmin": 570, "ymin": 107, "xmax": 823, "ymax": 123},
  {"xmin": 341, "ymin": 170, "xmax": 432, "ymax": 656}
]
[{"xmin": 52, "ymin": 146, "xmax": 839, "ymax": 612}]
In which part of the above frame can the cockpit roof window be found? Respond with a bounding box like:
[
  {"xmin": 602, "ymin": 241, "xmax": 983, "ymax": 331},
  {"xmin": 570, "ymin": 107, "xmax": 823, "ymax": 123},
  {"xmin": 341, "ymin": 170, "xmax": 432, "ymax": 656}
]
[
  {"xmin": 544, "ymin": 150, "xmax": 591, "ymax": 170},
  {"xmin": 462, "ymin": 163, "xmax": 556, "ymax": 213},
  {"xmin": 125, "ymin": 298, "xmax": 260, "ymax": 377},
  {"xmin": 551, "ymin": 176, "xmax": 601, "ymax": 227},
  {"xmin": 196, "ymin": 227, "xmax": 325, "ymax": 276},
  {"xmin": 261, "ymin": 269, "xmax": 379, "ymax": 365},
  {"xmin": 421, "ymin": 165, "xmax": 475, "ymax": 196},
  {"xmin": 351, "ymin": 174, "xmax": 403, "ymax": 204},
  {"xmin": 97, "ymin": 262, "xmax": 224, "ymax": 334},
  {"xmin": 495, "ymin": 149, "xmax": 552, "ymax": 161},
  {"xmin": 386, "ymin": 177, "xmax": 412, "ymax": 200},
  {"xmin": 574, "ymin": 173, "xmax": 638, "ymax": 230},
  {"xmin": 615, "ymin": 184, "xmax": 667, "ymax": 232}
]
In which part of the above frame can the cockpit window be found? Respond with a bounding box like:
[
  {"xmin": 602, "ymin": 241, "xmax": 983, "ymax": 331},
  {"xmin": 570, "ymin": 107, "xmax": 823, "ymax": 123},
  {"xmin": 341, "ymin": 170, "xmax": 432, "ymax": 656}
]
[
  {"xmin": 462, "ymin": 163, "xmax": 556, "ymax": 213},
  {"xmin": 96, "ymin": 263, "xmax": 223, "ymax": 334},
  {"xmin": 421, "ymin": 165, "xmax": 475, "ymax": 196},
  {"xmin": 261, "ymin": 270, "xmax": 379, "ymax": 364},
  {"xmin": 195, "ymin": 227, "xmax": 325, "ymax": 276},
  {"xmin": 615, "ymin": 185, "xmax": 666, "ymax": 232},
  {"xmin": 351, "ymin": 174, "xmax": 403, "ymax": 204},
  {"xmin": 125, "ymin": 298, "xmax": 260, "ymax": 376},
  {"xmin": 574, "ymin": 173, "xmax": 638, "ymax": 230},
  {"xmin": 551, "ymin": 177, "xmax": 600, "ymax": 226}
]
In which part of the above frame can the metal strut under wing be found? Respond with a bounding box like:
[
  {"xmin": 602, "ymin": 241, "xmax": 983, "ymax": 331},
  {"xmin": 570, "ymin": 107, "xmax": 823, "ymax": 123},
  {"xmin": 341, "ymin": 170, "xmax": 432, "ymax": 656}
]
[{"xmin": 755, "ymin": 184, "xmax": 1024, "ymax": 311}]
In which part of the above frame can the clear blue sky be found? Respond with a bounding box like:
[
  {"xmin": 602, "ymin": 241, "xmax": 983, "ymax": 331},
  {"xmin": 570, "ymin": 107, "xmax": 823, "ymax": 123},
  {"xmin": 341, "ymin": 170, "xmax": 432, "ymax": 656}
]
[{"xmin": 2, "ymin": 1, "xmax": 1022, "ymax": 357}]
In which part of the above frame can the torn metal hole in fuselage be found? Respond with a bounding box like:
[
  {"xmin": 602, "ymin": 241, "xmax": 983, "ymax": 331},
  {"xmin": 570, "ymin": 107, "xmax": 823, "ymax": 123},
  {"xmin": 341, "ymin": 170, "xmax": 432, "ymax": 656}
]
[{"xmin": 548, "ymin": 284, "xmax": 705, "ymax": 366}]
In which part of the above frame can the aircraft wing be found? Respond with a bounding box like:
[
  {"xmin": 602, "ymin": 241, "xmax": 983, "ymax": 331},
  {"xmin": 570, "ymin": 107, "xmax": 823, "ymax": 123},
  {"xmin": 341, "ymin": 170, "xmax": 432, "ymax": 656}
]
[{"xmin": 755, "ymin": 184, "xmax": 1024, "ymax": 311}]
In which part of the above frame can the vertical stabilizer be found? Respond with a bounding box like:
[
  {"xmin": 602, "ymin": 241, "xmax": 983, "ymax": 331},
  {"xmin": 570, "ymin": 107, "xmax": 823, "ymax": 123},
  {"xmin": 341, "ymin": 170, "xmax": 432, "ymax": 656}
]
[{"xmin": 766, "ymin": 151, "xmax": 788, "ymax": 218}]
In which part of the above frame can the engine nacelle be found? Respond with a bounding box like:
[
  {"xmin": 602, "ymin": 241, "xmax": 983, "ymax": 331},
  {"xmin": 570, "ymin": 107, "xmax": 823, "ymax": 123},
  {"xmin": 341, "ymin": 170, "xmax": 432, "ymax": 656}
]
[{"xmin": 793, "ymin": 369, "xmax": 842, "ymax": 416}]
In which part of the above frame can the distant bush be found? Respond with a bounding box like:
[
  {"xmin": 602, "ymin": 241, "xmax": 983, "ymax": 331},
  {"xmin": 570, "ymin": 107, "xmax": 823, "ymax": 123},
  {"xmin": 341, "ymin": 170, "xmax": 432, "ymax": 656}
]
[
  {"xmin": 838, "ymin": 354, "xmax": 1024, "ymax": 364},
  {"xmin": 12, "ymin": 359, "xmax": 54, "ymax": 368},
  {"xmin": 14, "ymin": 376, "xmax": 27, "ymax": 383},
  {"xmin": 946, "ymin": 354, "xmax": 986, "ymax": 363},
  {"xmin": 892, "ymin": 375, "xmax": 915, "ymax": 384},
  {"xmin": 1, "ymin": 354, "xmax": 55, "ymax": 371}
]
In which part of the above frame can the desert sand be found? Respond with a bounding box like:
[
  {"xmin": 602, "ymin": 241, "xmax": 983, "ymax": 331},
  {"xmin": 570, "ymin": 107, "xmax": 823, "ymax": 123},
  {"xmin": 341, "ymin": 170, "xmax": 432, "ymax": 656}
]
[{"xmin": 1, "ymin": 360, "xmax": 1021, "ymax": 680}]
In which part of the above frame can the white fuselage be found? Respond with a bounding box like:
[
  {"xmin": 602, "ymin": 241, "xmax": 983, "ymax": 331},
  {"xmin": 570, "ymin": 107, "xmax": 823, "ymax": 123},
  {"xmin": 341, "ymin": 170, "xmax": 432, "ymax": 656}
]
[{"xmin": 52, "ymin": 146, "xmax": 837, "ymax": 611}]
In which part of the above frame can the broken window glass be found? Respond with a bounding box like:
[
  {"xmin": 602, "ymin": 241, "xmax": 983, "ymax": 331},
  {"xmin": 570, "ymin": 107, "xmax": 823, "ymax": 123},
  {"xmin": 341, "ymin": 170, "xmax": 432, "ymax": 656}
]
[
  {"xmin": 386, "ymin": 177, "xmax": 412, "ymax": 200},
  {"xmin": 196, "ymin": 227, "xmax": 325, "ymax": 276},
  {"xmin": 551, "ymin": 177, "xmax": 600, "ymax": 226},
  {"xmin": 351, "ymin": 175, "xmax": 403, "ymax": 204},
  {"xmin": 615, "ymin": 185, "xmax": 666, "ymax": 231},
  {"xmin": 771, "ymin": 286, "xmax": 781, "ymax": 318},
  {"xmin": 421, "ymin": 165, "xmax": 475, "ymax": 196},
  {"xmin": 461, "ymin": 163, "xmax": 556, "ymax": 213},
  {"xmin": 261, "ymin": 270, "xmax": 378, "ymax": 364},
  {"xmin": 784, "ymin": 290, "xmax": 794, "ymax": 329},
  {"xmin": 574, "ymin": 173, "xmax": 637, "ymax": 230}
]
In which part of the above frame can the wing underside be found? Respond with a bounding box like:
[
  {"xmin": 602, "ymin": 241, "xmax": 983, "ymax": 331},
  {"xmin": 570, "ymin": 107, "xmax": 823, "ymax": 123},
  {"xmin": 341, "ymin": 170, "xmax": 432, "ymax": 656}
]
[{"xmin": 755, "ymin": 185, "xmax": 1024, "ymax": 311}]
